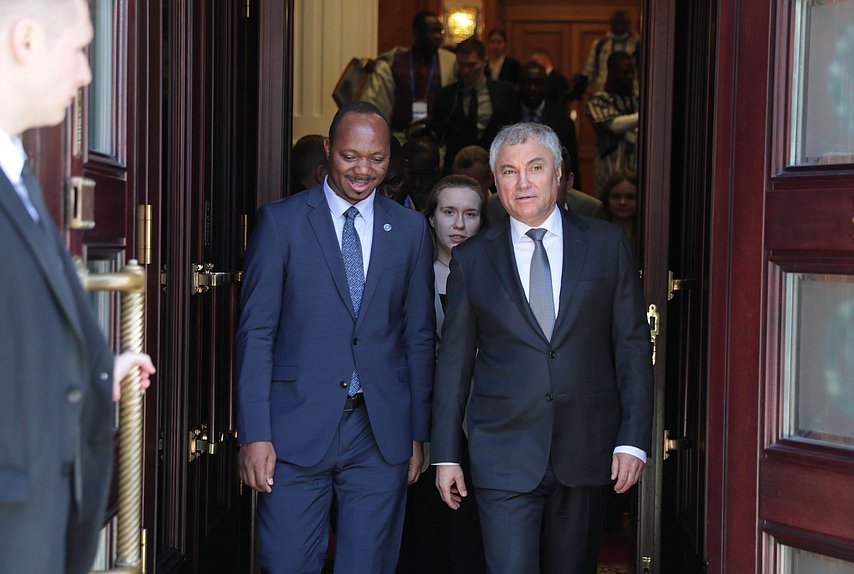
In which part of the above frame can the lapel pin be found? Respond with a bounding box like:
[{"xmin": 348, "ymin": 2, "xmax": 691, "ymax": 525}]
[{"xmin": 383, "ymin": 223, "xmax": 392, "ymax": 232}]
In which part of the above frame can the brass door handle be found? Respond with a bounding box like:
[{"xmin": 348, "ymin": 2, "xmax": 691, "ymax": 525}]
[
  {"xmin": 663, "ymin": 429, "xmax": 692, "ymax": 461},
  {"xmin": 80, "ymin": 260, "xmax": 147, "ymax": 574}
]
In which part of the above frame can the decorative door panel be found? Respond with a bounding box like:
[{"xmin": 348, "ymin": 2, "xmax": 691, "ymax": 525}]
[{"xmin": 711, "ymin": 0, "xmax": 854, "ymax": 571}]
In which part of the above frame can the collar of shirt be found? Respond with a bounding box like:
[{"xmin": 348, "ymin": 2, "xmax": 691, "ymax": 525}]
[
  {"xmin": 0, "ymin": 127, "xmax": 27, "ymax": 186},
  {"xmin": 488, "ymin": 56, "xmax": 505, "ymax": 80},
  {"xmin": 323, "ymin": 177, "xmax": 375, "ymax": 274},
  {"xmin": 522, "ymin": 101, "xmax": 546, "ymax": 122},
  {"xmin": 509, "ymin": 206, "xmax": 563, "ymax": 311},
  {"xmin": 509, "ymin": 204, "xmax": 563, "ymax": 246}
]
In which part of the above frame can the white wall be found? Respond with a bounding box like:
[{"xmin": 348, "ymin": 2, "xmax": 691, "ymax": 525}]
[{"xmin": 292, "ymin": 0, "xmax": 378, "ymax": 141}]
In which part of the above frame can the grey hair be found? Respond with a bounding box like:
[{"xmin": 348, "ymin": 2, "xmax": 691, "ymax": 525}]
[{"xmin": 488, "ymin": 122, "xmax": 562, "ymax": 175}]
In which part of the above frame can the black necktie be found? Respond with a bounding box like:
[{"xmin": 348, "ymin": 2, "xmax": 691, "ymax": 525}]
[{"xmin": 467, "ymin": 87, "xmax": 479, "ymax": 129}]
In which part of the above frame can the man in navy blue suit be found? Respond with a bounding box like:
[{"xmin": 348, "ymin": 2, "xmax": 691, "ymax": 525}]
[
  {"xmin": 236, "ymin": 101, "xmax": 436, "ymax": 573},
  {"xmin": 432, "ymin": 122, "xmax": 652, "ymax": 573}
]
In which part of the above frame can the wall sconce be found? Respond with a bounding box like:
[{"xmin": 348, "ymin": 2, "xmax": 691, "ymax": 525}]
[{"xmin": 445, "ymin": 7, "xmax": 480, "ymax": 45}]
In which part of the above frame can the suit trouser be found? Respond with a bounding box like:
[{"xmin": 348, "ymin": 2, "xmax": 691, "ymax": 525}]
[
  {"xmin": 0, "ymin": 463, "xmax": 72, "ymax": 574},
  {"xmin": 475, "ymin": 465, "xmax": 610, "ymax": 574},
  {"xmin": 256, "ymin": 404, "xmax": 409, "ymax": 574}
]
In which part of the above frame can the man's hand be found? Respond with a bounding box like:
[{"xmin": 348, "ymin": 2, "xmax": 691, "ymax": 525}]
[
  {"xmin": 113, "ymin": 352, "xmax": 156, "ymax": 401},
  {"xmin": 239, "ymin": 441, "xmax": 277, "ymax": 493},
  {"xmin": 407, "ymin": 441, "xmax": 423, "ymax": 485},
  {"xmin": 611, "ymin": 452, "xmax": 644, "ymax": 493},
  {"xmin": 435, "ymin": 464, "xmax": 467, "ymax": 510}
]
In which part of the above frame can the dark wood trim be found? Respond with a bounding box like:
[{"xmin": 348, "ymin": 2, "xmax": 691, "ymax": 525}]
[
  {"xmin": 134, "ymin": 0, "xmax": 165, "ymax": 571},
  {"xmin": 765, "ymin": 191, "xmax": 854, "ymax": 252},
  {"xmin": 159, "ymin": 0, "xmax": 193, "ymax": 563},
  {"xmin": 706, "ymin": 0, "xmax": 742, "ymax": 570},
  {"xmin": 719, "ymin": 0, "xmax": 773, "ymax": 569},
  {"xmin": 763, "ymin": 521, "xmax": 854, "ymax": 564},
  {"xmin": 760, "ymin": 457, "xmax": 854, "ymax": 544},
  {"xmin": 636, "ymin": 0, "xmax": 676, "ymax": 568},
  {"xmin": 255, "ymin": 0, "xmax": 292, "ymax": 206}
]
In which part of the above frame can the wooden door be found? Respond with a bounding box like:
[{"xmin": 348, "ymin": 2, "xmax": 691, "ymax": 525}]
[
  {"xmin": 709, "ymin": 0, "xmax": 854, "ymax": 571},
  {"xmin": 634, "ymin": 0, "xmax": 719, "ymax": 571},
  {"xmin": 654, "ymin": 1, "xmax": 717, "ymax": 572},
  {"xmin": 155, "ymin": 1, "xmax": 293, "ymax": 571},
  {"xmin": 155, "ymin": 2, "xmax": 257, "ymax": 573}
]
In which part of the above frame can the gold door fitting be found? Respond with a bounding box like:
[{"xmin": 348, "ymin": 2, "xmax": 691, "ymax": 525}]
[
  {"xmin": 136, "ymin": 205, "xmax": 152, "ymax": 265},
  {"xmin": 191, "ymin": 263, "xmax": 243, "ymax": 295},
  {"xmin": 663, "ymin": 429, "xmax": 692, "ymax": 461},
  {"xmin": 647, "ymin": 304, "xmax": 659, "ymax": 365},
  {"xmin": 66, "ymin": 177, "xmax": 96, "ymax": 230}
]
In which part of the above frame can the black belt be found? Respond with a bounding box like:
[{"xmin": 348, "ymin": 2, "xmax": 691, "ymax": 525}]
[{"xmin": 343, "ymin": 393, "xmax": 365, "ymax": 412}]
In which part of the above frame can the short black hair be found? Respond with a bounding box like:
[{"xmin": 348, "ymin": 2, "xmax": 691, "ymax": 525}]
[
  {"xmin": 292, "ymin": 134, "xmax": 326, "ymax": 184},
  {"xmin": 413, "ymin": 11, "xmax": 437, "ymax": 31},
  {"xmin": 520, "ymin": 61, "xmax": 547, "ymax": 77},
  {"xmin": 456, "ymin": 37, "xmax": 485, "ymax": 59},
  {"xmin": 487, "ymin": 28, "xmax": 507, "ymax": 42},
  {"xmin": 328, "ymin": 100, "xmax": 388, "ymax": 143},
  {"xmin": 560, "ymin": 145, "xmax": 573, "ymax": 176}
]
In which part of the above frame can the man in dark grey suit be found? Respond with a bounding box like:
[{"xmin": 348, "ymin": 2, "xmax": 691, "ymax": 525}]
[
  {"xmin": 0, "ymin": 1, "xmax": 154, "ymax": 572},
  {"xmin": 432, "ymin": 122, "xmax": 652, "ymax": 573},
  {"xmin": 431, "ymin": 37, "xmax": 518, "ymax": 175}
]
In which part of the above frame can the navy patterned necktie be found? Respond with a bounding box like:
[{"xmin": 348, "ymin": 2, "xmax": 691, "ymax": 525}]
[
  {"xmin": 526, "ymin": 228, "xmax": 555, "ymax": 341},
  {"xmin": 342, "ymin": 206, "xmax": 364, "ymax": 395}
]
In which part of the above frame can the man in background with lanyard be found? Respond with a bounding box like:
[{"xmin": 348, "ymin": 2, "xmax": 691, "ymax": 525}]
[{"xmin": 362, "ymin": 11, "xmax": 457, "ymax": 142}]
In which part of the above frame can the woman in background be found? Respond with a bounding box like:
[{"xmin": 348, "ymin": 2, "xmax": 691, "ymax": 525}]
[
  {"xmin": 601, "ymin": 169, "xmax": 639, "ymax": 249},
  {"xmin": 485, "ymin": 28, "xmax": 521, "ymax": 84},
  {"xmin": 398, "ymin": 174, "xmax": 488, "ymax": 574}
]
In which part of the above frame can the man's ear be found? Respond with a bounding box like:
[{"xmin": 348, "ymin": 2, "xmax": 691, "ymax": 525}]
[
  {"xmin": 323, "ymin": 137, "xmax": 331, "ymax": 160},
  {"xmin": 8, "ymin": 18, "xmax": 40, "ymax": 63},
  {"xmin": 314, "ymin": 164, "xmax": 327, "ymax": 185}
]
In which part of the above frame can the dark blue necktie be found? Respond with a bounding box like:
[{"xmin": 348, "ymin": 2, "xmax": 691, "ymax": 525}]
[
  {"xmin": 342, "ymin": 206, "xmax": 364, "ymax": 395},
  {"xmin": 526, "ymin": 228, "xmax": 555, "ymax": 341}
]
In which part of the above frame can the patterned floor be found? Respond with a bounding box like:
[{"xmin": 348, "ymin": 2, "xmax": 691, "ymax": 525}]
[{"xmin": 598, "ymin": 565, "xmax": 630, "ymax": 574}]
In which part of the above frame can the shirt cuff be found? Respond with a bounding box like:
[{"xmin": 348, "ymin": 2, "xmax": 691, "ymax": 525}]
[
  {"xmin": 613, "ymin": 445, "xmax": 647, "ymax": 464},
  {"xmin": 432, "ymin": 462, "xmax": 459, "ymax": 466}
]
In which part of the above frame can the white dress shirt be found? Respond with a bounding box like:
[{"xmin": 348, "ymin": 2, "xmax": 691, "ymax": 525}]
[
  {"xmin": 509, "ymin": 206, "xmax": 563, "ymax": 314},
  {"xmin": 323, "ymin": 178, "xmax": 375, "ymax": 278},
  {"xmin": 0, "ymin": 128, "xmax": 39, "ymax": 222}
]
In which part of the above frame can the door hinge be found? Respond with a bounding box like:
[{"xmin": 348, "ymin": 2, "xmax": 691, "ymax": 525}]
[
  {"xmin": 136, "ymin": 204, "xmax": 152, "ymax": 264},
  {"xmin": 244, "ymin": 0, "xmax": 250, "ymax": 18},
  {"xmin": 141, "ymin": 528, "xmax": 148, "ymax": 574},
  {"xmin": 192, "ymin": 263, "xmax": 243, "ymax": 295},
  {"xmin": 663, "ymin": 429, "xmax": 692, "ymax": 461},
  {"xmin": 647, "ymin": 304, "xmax": 659, "ymax": 365},
  {"xmin": 668, "ymin": 270, "xmax": 694, "ymax": 300},
  {"xmin": 73, "ymin": 90, "xmax": 83, "ymax": 158},
  {"xmin": 189, "ymin": 424, "xmax": 225, "ymax": 461},
  {"xmin": 642, "ymin": 556, "xmax": 652, "ymax": 573}
]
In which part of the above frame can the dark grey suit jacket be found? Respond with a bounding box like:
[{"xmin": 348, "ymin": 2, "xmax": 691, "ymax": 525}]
[
  {"xmin": 431, "ymin": 79, "xmax": 518, "ymax": 174},
  {"xmin": 0, "ymin": 172, "xmax": 114, "ymax": 573},
  {"xmin": 431, "ymin": 209, "xmax": 652, "ymax": 493}
]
